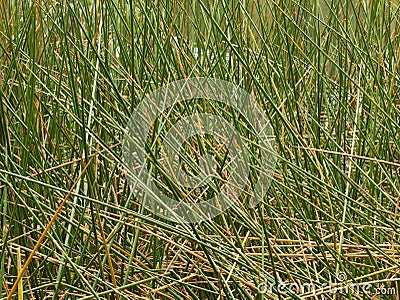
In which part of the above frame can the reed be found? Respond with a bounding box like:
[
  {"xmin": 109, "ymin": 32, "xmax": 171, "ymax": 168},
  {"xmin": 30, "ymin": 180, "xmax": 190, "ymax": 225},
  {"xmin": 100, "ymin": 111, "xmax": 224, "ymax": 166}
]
[{"xmin": 0, "ymin": 0, "xmax": 399, "ymax": 299}]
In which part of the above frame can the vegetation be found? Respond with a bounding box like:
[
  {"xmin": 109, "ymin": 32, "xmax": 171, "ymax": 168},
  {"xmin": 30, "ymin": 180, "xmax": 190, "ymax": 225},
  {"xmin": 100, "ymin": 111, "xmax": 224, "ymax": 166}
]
[{"xmin": 0, "ymin": 0, "xmax": 399, "ymax": 299}]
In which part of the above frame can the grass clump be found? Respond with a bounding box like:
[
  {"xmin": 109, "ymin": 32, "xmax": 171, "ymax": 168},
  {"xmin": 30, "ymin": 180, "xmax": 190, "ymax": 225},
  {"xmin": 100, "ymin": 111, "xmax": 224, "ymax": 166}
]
[{"xmin": 0, "ymin": 0, "xmax": 399, "ymax": 299}]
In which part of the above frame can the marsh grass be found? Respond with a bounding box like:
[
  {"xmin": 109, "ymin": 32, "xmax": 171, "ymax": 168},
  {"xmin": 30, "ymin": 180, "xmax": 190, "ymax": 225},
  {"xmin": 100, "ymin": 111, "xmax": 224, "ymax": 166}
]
[{"xmin": 0, "ymin": 0, "xmax": 399, "ymax": 299}]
